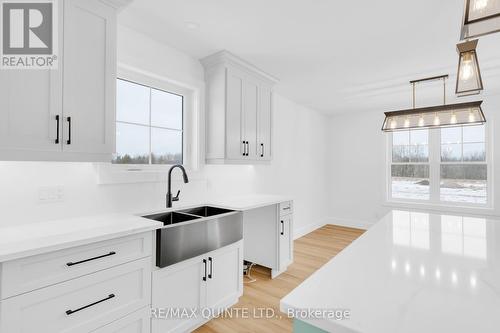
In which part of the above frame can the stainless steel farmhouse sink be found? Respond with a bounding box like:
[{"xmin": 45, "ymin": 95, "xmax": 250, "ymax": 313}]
[{"xmin": 142, "ymin": 206, "xmax": 242, "ymax": 268}]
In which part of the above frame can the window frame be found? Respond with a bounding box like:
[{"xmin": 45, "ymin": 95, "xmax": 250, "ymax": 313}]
[
  {"xmin": 386, "ymin": 124, "xmax": 493, "ymax": 211},
  {"xmin": 115, "ymin": 77, "xmax": 184, "ymax": 166},
  {"xmin": 111, "ymin": 66, "xmax": 197, "ymax": 172}
]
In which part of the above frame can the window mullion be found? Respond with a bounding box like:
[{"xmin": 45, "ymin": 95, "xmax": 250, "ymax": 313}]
[
  {"xmin": 149, "ymin": 87, "xmax": 152, "ymax": 165},
  {"xmin": 429, "ymin": 128, "xmax": 440, "ymax": 203}
]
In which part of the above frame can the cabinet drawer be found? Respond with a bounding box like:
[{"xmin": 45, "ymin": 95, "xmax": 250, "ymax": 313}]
[
  {"xmin": 0, "ymin": 257, "xmax": 151, "ymax": 333},
  {"xmin": 1, "ymin": 232, "xmax": 152, "ymax": 299},
  {"xmin": 91, "ymin": 307, "xmax": 151, "ymax": 333},
  {"xmin": 279, "ymin": 201, "xmax": 293, "ymax": 216}
]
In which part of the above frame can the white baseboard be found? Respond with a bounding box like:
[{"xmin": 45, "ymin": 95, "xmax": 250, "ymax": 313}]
[
  {"xmin": 293, "ymin": 219, "xmax": 328, "ymax": 240},
  {"xmin": 324, "ymin": 217, "xmax": 373, "ymax": 230}
]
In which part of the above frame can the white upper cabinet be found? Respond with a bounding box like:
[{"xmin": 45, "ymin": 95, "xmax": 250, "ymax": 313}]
[
  {"xmin": 201, "ymin": 51, "xmax": 278, "ymax": 164},
  {"xmin": 0, "ymin": 0, "xmax": 121, "ymax": 161},
  {"xmin": 258, "ymin": 84, "xmax": 273, "ymax": 161},
  {"xmin": 0, "ymin": 6, "xmax": 63, "ymax": 154},
  {"xmin": 63, "ymin": 0, "xmax": 116, "ymax": 155}
]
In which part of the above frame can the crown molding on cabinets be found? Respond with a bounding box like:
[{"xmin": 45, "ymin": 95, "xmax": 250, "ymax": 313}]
[
  {"xmin": 200, "ymin": 50, "xmax": 279, "ymax": 86},
  {"xmin": 99, "ymin": 0, "xmax": 133, "ymax": 10}
]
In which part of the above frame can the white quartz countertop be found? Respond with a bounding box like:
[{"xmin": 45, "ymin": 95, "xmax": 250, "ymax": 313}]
[
  {"xmin": 280, "ymin": 210, "xmax": 500, "ymax": 333},
  {"xmin": 207, "ymin": 194, "xmax": 292, "ymax": 211},
  {"xmin": 0, "ymin": 214, "xmax": 162, "ymax": 262},
  {"xmin": 0, "ymin": 194, "xmax": 291, "ymax": 262}
]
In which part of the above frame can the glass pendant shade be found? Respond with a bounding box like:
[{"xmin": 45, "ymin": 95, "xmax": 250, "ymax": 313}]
[
  {"xmin": 461, "ymin": 0, "xmax": 500, "ymax": 39},
  {"xmin": 456, "ymin": 40, "xmax": 483, "ymax": 96},
  {"xmin": 382, "ymin": 101, "xmax": 485, "ymax": 132}
]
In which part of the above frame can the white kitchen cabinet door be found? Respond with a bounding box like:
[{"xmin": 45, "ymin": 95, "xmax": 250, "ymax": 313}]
[
  {"xmin": 0, "ymin": 9, "xmax": 63, "ymax": 155},
  {"xmin": 279, "ymin": 214, "xmax": 293, "ymax": 271},
  {"xmin": 225, "ymin": 67, "xmax": 245, "ymax": 160},
  {"xmin": 258, "ymin": 85, "xmax": 272, "ymax": 161},
  {"xmin": 206, "ymin": 243, "xmax": 243, "ymax": 310},
  {"xmin": 0, "ymin": 258, "xmax": 151, "ymax": 333},
  {"xmin": 152, "ymin": 258, "xmax": 206, "ymax": 333},
  {"xmin": 63, "ymin": 0, "xmax": 116, "ymax": 155},
  {"xmin": 242, "ymin": 79, "xmax": 259, "ymax": 160}
]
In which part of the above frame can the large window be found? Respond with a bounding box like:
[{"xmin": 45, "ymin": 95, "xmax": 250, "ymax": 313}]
[
  {"xmin": 389, "ymin": 125, "xmax": 489, "ymax": 206},
  {"xmin": 391, "ymin": 130, "xmax": 430, "ymax": 200},
  {"xmin": 113, "ymin": 79, "xmax": 183, "ymax": 165}
]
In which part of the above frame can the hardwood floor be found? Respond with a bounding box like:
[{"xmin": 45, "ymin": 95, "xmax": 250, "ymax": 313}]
[{"xmin": 194, "ymin": 224, "xmax": 365, "ymax": 333}]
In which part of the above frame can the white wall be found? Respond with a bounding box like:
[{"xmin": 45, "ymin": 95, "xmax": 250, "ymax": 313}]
[
  {"xmin": 0, "ymin": 25, "xmax": 330, "ymax": 238},
  {"xmin": 327, "ymin": 96, "xmax": 500, "ymax": 229}
]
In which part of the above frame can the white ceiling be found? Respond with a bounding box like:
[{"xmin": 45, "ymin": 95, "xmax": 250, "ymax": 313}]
[{"xmin": 119, "ymin": 0, "xmax": 500, "ymax": 115}]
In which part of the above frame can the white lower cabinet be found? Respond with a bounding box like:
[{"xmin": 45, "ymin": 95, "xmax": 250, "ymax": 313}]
[
  {"xmin": 279, "ymin": 214, "xmax": 293, "ymax": 271},
  {"xmin": 243, "ymin": 202, "xmax": 294, "ymax": 278},
  {"xmin": 152, "ymin": 241, "xmax": 243, "ymax": 333},
  {"xmin": 0, "ymin": 257, "xmax": 151, "ymax": 333}
]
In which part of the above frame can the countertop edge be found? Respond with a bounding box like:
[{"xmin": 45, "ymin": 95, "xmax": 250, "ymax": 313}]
[{"xmin": 0, "ymin": 222, "xmax": 161, "ymax": 262}]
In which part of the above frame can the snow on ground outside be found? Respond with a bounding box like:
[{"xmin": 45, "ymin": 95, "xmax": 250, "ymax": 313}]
[{"xmin": 392, "ymin": 178, "xmax": 487, "ymax": 204}]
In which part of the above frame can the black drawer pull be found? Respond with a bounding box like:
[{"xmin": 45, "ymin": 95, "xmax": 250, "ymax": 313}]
[
  {"xmin": 66, "ymin": 251, "xmax": 116, "ymax": 267},
  {"xmin": 208, "ymin": 257, "xmax": 213, "ymax": 279},
  {"xmin": 203, "ymin": 259, "xmax": 207, "ymax": 281},
  {"xmin": 283, "ymin": 207, "xmax": 291, "ymax": 210},
  {"xmin": 66, "ymin": 116, "xmax": 72, "ymax": 145},
  {"xmin": 55, "ymin": 115, "xmax": 60, "ymax": 144},
  {"xmin": 66, "ymin": 294, "xmax": 115, "ymax": 315}
]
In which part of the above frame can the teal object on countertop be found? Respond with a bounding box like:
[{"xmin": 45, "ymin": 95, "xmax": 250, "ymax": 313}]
[{"xmin": 294, "ymin": 319, "xmax": 329, "ymax": 333}]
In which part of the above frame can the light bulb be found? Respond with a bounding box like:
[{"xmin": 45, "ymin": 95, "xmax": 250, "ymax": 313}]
[
  {"xmin": 433, "ymin": 114, "xmax": 440, "ymax": 126},
  {"xmin": 418, "ymin": 116, "xmax": 425, "ymax": 127},
  {"xmin": 450, "ymin": 112, "xmax": 457, "ymax": 124},
  {"xmin": 460, "ymin": 54, "xmax": 474, "ymax": 82},
  {"xmin": 469, "ymin": 110, "xmax": 476, "ymax": 122},
  {"xmin": 404, "ymin": 117, "xmax": 410, "ymax": 128},
  {"xmin": 473, "ymin": 0, "xmax": 488, "ymax": 11},
  {"xmin": 390, "ymin": 118, "xmax": 397, "ymax": 129}
]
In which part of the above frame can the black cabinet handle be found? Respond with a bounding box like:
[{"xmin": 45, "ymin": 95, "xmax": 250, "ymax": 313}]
[
  {"xmin": 242, "ymin": 141, "xmax": 246, "ymax": 156},
  {"xmin": 55, "ymin": 115, "xmax": 60, "ymax": 144},
  {"xmin": 281, "ymin": 220, "xmax": 284, "ymax": 235},
  {"xmin": 260, "ymin": 143, "xmax": 264, "ymax": 157},
  {"xmin": 66, "ymin": 294, "xmax": 115, "ymax": 315},
  {"xmin": 203, "ymin": 259, "xmax": 207, "ymax": 281},
  {"xmin": 66, "ymin": 251, "xmax": 116, "ymax": 267},
  {"xmin": 246, "ymin": 141, "xmax": 249, "ymax": 156},
  {"xmin": 208, "ymin": 257, "xmax": 213, "ymax": 279},
  {"xmin": 66, "ymin": 116, "xmax": 72, "ymax": 145}
]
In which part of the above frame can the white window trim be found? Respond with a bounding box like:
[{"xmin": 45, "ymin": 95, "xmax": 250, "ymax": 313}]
[
  {"xmin": 384, "ymin": 123, "xmax": 494, "ymax": 214},
  {"xmin": 94, "ymin": 64, "xmax": 203, "ymax": 184}
]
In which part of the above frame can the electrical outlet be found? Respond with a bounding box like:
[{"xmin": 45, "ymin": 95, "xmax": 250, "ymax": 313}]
[{"xmin": 38, "ymin": 186, "xmax": 64, "ymax": 203}]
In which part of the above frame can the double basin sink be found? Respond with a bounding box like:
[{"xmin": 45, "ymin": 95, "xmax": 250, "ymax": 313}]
[{"xmin": 142, "ymin": 206, "xmax": 243, "ymax": 268}]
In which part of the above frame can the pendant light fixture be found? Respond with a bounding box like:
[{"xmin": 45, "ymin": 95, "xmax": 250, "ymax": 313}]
[
  {"xmin": 381, "ymin": 75, "xmax": 486, "ymax": 132},
  {"xmin": 460, "ymin": 0, "xmax": 500, "ymax": 39},
  {"xmin": 456, "ymin": 39, "xmax": 483, "ymax": 95}
]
